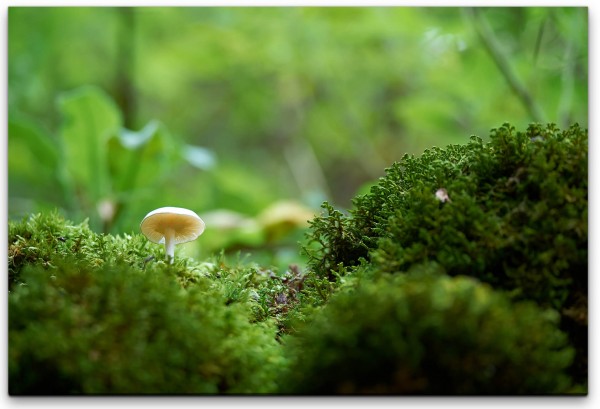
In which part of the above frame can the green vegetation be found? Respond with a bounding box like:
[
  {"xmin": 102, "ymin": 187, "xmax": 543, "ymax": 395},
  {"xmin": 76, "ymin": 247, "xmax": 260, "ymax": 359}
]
[
  {"xmin": 306, "ymin": 123, "xmax": 587, "ymax": 309},
  {"xmin": 9, "ymin": 7, "xmax": 587, "ymax": 234},
  {"xmin": 9, "ymin": 260, "xmax": 284, "ymax": 394},
  {"xmin": 8, "ymin": 6, "xmax": 588, "ymax": 396},
  {"xmin": 8, "ymin": 122, "xmax": 587, "ymax": 395},
  {"xmin": 282, "ymin": 269, "xmax": 574, "ymax": 395},
  {"xmin": 8, "ymin": 213, "xmax": 289, "ymax": 394},
  {"xmin": 304, "ymin": 123, "xmax": 588, "ymax": 388},
  {"xmin": 8, "ymin": 211, "xmax": 328, "ymax": 333}
]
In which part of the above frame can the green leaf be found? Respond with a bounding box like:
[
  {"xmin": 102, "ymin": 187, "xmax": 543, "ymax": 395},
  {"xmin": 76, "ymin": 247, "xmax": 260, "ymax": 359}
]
[
  {"xmin": 8, "ymin": 115, "xmax": 64, "ymax": 209},
  {"xmin": 107, "ymin": 120, "xmax": 177, "ymax": 194},
  {"xmin": 58, "ymin": 86, "xmax": 121, "ymax": 205},
  {"xmin": 8, "ymin": 115, "xmax": 59, "ymax": 185}
]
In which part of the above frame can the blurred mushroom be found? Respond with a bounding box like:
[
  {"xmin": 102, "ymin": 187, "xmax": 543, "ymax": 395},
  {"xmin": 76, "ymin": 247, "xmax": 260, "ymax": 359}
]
[
  {"xmin": 140, "ymin": 207, "xmax": 205, "ymax": 264},
  {"xmin": 257, "ymin": 200, "xmax": 315, "ymax": 242},
  {"xmin": 435, "ymin": 188, "xmax": 451, "ymax": 203}
]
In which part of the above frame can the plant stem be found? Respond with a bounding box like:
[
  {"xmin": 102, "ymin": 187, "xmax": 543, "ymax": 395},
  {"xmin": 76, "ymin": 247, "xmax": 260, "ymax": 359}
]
[
  {"xmin": 467, "ymin": 8, "xmax": 547, "ymax": 123},
  {"xmin": 558, "ymin": 38, "xmax": 575, "ymax": 129}
]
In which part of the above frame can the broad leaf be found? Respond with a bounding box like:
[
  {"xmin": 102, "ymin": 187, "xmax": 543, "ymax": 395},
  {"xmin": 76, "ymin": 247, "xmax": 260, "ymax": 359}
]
[
  {"xmin": 107, "ymin": 120, "xmax": 177, "ymax": 194},
  {"xmin": 8, "ymin": 115, "xmax": 63, "ymax": 208},
  {"xmin": 58, "ymin": 86, "xmax": 121, "ymax": 205}
]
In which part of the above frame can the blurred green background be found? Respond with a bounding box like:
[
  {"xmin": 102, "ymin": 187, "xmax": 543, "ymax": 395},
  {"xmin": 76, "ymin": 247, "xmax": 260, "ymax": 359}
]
[{"xmin": 8, "ymin": 7, "xmax": 588, "ymax": 268}]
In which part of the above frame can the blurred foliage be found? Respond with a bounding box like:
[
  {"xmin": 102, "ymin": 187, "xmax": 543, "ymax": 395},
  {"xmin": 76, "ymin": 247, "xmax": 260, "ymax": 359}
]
[
  {"xmin": 304, "ymin": 122, "xmax": 588, "ymax": 387},
  {"xmin": 9, "ymin": 8, "xmax": 587, "ymax": 243},
  {"xmin": 8, "ymin": 85, "xmax": 312, "ymax": 270},
  {"xmin": 281, "ymin": 268, "xmax": 575, "ymax": 394}
]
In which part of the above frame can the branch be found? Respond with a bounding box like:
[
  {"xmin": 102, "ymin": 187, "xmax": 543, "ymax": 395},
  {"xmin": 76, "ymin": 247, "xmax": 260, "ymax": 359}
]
[{"xmin": 467, "ymin": 8, "xmax": 547, "ymax": 123}]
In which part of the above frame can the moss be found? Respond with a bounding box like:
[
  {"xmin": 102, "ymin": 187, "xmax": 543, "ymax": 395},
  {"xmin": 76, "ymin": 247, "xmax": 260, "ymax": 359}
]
[
  {"xmin": 8, "ymin": 122, "xmax": 588, "ymax": 394},
  {"xmin": 375, "ymin": 123, "xmax": 587, "ymax": 310},
  {"xmin": 8, "ymin": 212, "xmax": 299, "ymax": 395},
  {"xmin": 9, "ymin": 259, "xmax": 286, "ymax": 394},
  {"xmin": 306, "ymin": 123, "xmax": 587, "ymax": 307},
  {"xmin": 8, "ymin": 211, "xmax": 164, "ymax": 289},
  {"xmin": 281, "ymin": 269, "xmax": 575, "ymax": 395},
  {"xmin": 304, "ymin": 122, "xmax": 587, "ymax": 386}
]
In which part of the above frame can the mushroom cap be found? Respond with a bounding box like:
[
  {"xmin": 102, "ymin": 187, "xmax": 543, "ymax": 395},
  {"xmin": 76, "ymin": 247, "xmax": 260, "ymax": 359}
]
[{"xmin": 140, "ymin": 207, "xmax": 205, "ymax": 245}]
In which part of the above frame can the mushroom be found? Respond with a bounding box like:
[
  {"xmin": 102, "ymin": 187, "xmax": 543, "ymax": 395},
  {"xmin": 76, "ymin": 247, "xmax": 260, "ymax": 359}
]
[
  {"xmin": 140, "ymin": 207, "xmax": 205, "ymax": 264},
  {"xmin": 435, "ymin": 188, "xmax": 451, "ymax": 203}
]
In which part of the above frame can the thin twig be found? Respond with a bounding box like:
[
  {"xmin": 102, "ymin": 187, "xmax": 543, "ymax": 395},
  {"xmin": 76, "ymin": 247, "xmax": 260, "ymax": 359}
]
[
  {"xmin": 467, "ymin": 8, "xmax": 547, "ymax": 123},
  {"xmin": 557, "ymin": 36, "xmax": 576, "ymax": 129}
]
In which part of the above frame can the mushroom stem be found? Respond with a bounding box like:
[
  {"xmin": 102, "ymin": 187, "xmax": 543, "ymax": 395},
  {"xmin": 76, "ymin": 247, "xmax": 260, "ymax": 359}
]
[{"xmin": 164, "ymin": 228, "xmax": 176, "ymax": 264}]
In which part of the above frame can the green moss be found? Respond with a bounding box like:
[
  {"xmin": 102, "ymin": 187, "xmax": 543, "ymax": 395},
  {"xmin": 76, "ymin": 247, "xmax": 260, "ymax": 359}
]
[
  {"xmin": 9, "ymin": 259, "xmax": 286, "ymax": 394},
  {"xmin": 306, "ymin": 123, "xmax": 587, "ymax": 308},
  {"xmin": 281, "ymin": 270, "xmax": 575, "ymax": 394},
  {"xmin": 8, "ymin": 210, "xmax": 341, "ymax": 338},
  {"xmin": 375, "ymin": 123, "xmax": 587, "ymax": 310},
  {"xmin": 304, "ymin": 123, "xmax": 587, "ymax": 387},
  {"xmin": 8, "ymin": 212, "xmax": 299, "ymax": 394},
  {"xmin": 8, "ymin": 122, "xmax": 588, "ymax": 394},
  {"xmin": 8, "ymin": 211, "xmax": 164, "ymax": 289}
]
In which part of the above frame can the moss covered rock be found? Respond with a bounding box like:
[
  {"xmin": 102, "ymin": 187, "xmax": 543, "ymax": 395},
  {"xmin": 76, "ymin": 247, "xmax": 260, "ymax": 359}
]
[
  {"xmin": 8, "ymin": 122, "xmax": 587, "ymax": 394},
  {"xmin": 9, "ymin": 259, "xmax": 285, "ymax": 394},
  {"xmin": 282, "ymin": 270, "xmax": 575, "ymax": 395},
  {"xmin": 304, "ymin": 123, "xmax": 587, "ymax": 386},
  {"xmin": 8, "ymin": 212, "xmax": 293, "ymax": 394},
  {"xmin": 306, "ymin": 123, "xmax": 587, "ymax": 308}
]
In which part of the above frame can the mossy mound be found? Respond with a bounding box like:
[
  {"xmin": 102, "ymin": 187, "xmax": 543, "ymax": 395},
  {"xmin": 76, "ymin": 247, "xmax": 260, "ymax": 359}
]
[
  {"xmin": 9, "ymin": 259, "xmax": 286, "ymax": 395},
  {"xmin": 306, "ymin": 123, "xmax": 587, "ymax": 309},
  {"xmin": 8, "ymin": 122, "xmax": 588, "ymax": 395},
  {"xmin": 8, "ymin": 212, "xmax": 297, "ymax": 395},
  {"xmin": 304, "ymin": 123, "xmax": 587, "ymax": 386},
  {"xmin": 281, "ymin": 270, "xmax": 575, "ymax": 395},
  {"xmin": 8, "ymin": 211, "xmax": 162, "ymax": 290}
]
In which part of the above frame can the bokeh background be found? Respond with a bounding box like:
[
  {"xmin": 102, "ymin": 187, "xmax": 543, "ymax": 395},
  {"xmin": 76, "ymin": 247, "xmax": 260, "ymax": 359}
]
[{"xmin": 8, "ymin": 7, "xmax": 588, "ymax": 268}]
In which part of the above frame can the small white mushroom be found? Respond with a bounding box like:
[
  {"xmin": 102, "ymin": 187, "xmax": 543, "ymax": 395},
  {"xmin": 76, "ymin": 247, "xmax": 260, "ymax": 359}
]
[
  {"xmin": 435, "ymin": 188, "xmax": 451, "ymax": 203},
  {"xmin": 140, "ymin": 207, "xmax": 205, "ymax": 264}
]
